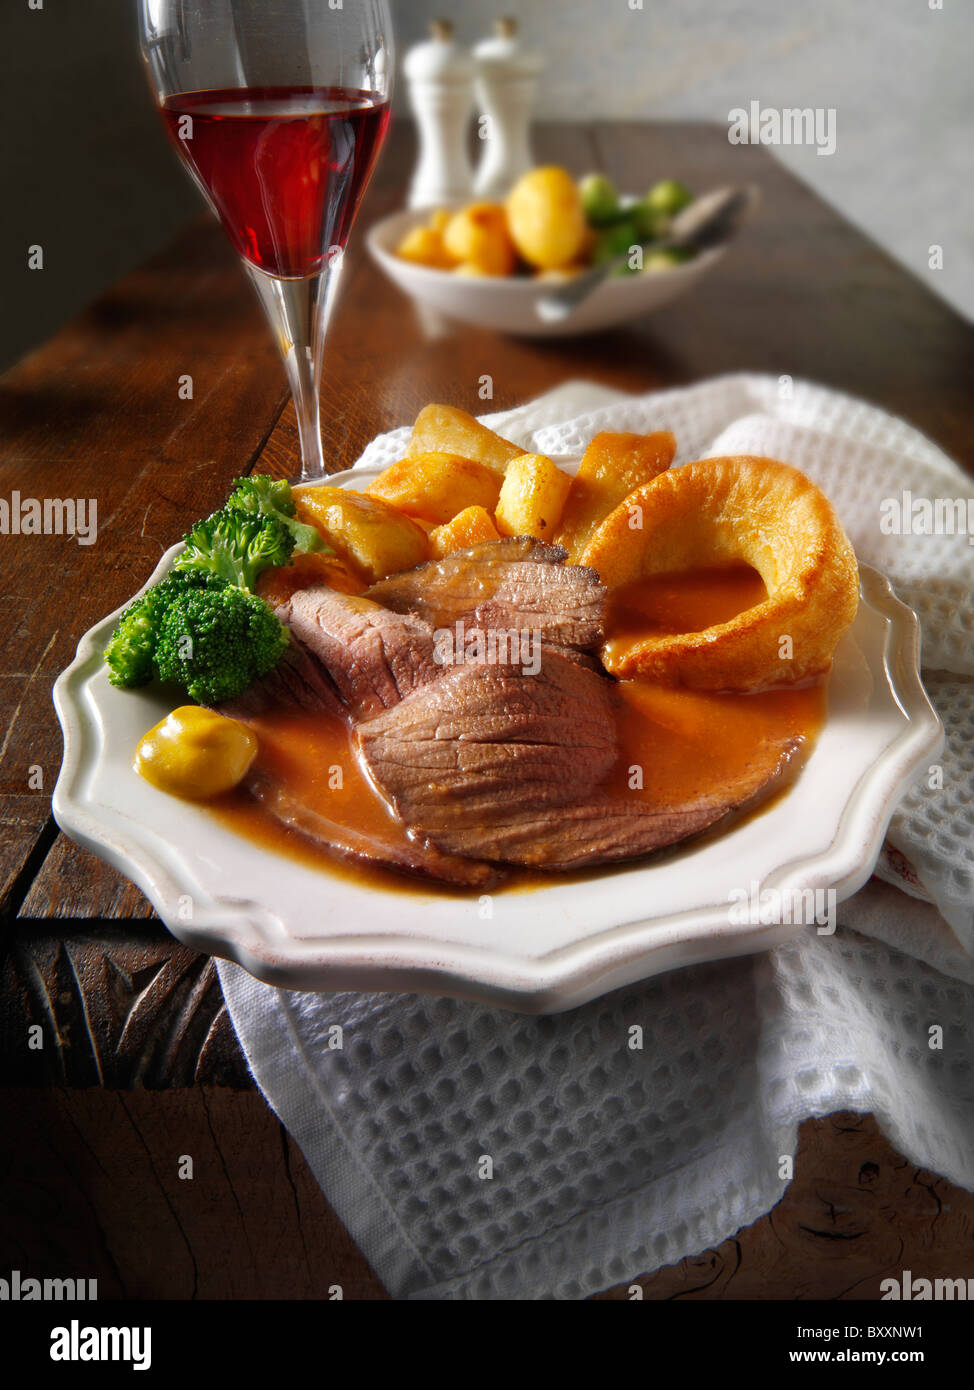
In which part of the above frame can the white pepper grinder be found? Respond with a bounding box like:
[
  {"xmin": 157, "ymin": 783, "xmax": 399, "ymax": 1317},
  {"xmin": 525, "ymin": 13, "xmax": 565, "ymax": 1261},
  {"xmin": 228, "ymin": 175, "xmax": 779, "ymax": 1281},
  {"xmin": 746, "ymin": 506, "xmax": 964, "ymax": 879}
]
[
  {"xmin": 404, "ymin": 19, "xmax": 475, "ymax": 210},
  {"xmin": 473, "ymin": 17, "xmax": 543, "ymax": 199}
]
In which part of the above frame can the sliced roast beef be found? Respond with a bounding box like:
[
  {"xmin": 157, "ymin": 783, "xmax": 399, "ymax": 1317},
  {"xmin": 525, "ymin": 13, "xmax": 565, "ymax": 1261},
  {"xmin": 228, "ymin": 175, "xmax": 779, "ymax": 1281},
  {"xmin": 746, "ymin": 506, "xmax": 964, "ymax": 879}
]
[
  {"xmin": 357, "ymin": 648, "xmax": 618, "ymax": 823},
  {"xmin": 276, "ymin": 584, "xmax": 440, "ymax": 719},
  {"xmin": 222, "ymin": 540, "xmax": 796, "ymax": 884},
  {"xmin": 411, "ymin": 759, "xmax": 799, "ymax": 871},
  {"xmin": 364, "ymin": 537, "xmax": 606, "ymax": 653},
  {"xmin": 219, "ymin": 639, "xmax": 345, "ymax": 720},
  {"xmin": 245, "ymin": 768, "xmax": 498, "ymax": 889},
  {"xmin": 356, "ymin": 650, "xmax": 799, "ymax": 871},
  {"xmin": 268, "ymin": 539, "xmax": 606, "ymax": 724}
]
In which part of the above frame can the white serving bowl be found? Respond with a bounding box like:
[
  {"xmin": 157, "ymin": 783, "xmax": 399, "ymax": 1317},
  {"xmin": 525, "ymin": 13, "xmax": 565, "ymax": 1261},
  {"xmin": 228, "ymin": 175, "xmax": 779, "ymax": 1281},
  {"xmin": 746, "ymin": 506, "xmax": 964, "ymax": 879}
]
[{"xmin": 367, "ymin": 206, "xmax": 728, "ymax": 338}]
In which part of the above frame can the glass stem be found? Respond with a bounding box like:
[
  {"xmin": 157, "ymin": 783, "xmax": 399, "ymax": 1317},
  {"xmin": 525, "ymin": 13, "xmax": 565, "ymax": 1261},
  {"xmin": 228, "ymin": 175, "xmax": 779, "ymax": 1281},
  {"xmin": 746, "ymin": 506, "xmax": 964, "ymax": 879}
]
[{"xmin": 244, "ymin": 256, "xmax": 345, "ymax": 483}]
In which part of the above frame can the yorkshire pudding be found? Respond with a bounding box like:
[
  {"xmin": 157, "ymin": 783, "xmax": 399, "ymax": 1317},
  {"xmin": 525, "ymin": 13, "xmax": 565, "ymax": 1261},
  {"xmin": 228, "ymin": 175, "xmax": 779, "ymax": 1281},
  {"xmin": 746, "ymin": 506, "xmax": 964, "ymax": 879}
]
[{"xmin": 582, "ymin": 455, "xmax": 859, "ymax": 691}]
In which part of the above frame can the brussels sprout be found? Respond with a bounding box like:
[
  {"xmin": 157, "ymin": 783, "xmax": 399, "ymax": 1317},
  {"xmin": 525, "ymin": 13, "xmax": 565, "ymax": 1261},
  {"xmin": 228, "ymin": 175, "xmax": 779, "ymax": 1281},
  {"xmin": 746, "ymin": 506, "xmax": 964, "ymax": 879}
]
[
  {"xmin": 592, "ymin": 218, "xmax": 643, "ymax": 270},
  {"xmin": 645, "ymin": 178, "xmax": 694, "ymax": 217},
  {"xmin": 579, "ymin": 173, "xmax": 621, "ymax": 226},
  {"xmin": 630, "ymin": 200, "xmax": 667, "ymax": 240}
]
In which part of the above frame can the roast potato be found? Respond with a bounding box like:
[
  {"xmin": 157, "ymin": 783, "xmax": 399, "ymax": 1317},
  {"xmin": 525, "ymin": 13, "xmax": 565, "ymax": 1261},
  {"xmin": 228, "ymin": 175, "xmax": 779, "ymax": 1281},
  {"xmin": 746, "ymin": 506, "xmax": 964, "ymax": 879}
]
[
  {"xmin": 428, "ymin": 505, "xmax": 500, "ymax": 559},
  {"xmin": 256, "ymin": 551, "xmax": 366, "ymax": 605},
  {"xmin": 558, "ymin": 431, "xmax": 676, "ymax": 563},
  {"xmin": 505, "ymin": 166, "xmax": 588, "ymax": 270},
  {"xmin": 394, "ymin": 224, "xmax": 458, "ymax": 271},
  {"xmin": 293, "ymin": 485, "xmax": 428, "ymax": 583},
  {"xmin": 495, "ymin": 454, "xmax": 572, "ymax": 540},
  {"xmin": 366, "ymin": 452, "xmax": 501, "ymax": 524},
  {"xmin": 406, "ymin": 404, "xmax": 523, "ymax": 477},
  {"xmin": 442, "ymin": 203, "xmax": 516, "ymax": 276}
]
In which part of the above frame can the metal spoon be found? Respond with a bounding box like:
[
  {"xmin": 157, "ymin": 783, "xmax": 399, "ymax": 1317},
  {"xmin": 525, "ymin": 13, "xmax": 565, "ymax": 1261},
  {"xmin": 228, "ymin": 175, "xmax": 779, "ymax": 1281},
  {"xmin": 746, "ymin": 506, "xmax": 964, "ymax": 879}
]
[{"xmin": 535, "ymin": 184, "xmax": 762, "ymax": 324}]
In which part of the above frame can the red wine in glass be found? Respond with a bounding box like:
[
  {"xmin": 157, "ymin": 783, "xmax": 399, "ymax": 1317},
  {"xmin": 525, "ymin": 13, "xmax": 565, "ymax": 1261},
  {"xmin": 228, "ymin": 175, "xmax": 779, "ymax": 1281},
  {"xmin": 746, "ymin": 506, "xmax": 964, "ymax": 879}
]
[
  {"xmin": 140, "ymin": 0, "xmax": 394, "ymax": 481},
  {"xmin": 161, "ymin": 87, "xmax": 390, "ymax": 280}
]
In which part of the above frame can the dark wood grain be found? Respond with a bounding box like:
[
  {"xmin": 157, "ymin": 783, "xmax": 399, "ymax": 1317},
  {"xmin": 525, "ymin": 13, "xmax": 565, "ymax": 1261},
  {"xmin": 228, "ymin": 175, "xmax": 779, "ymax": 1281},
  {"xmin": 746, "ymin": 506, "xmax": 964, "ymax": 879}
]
[
  {"xmin": 0, "ymin": 922, "xmax": 249, "ymax": 1089},
  {"xmin": 18, "ymin": 836, "xmax": 157, "ymax": 923},
  {"xmin": 0, "ymin": 1086, "xmax": 386, "ymax": 1299},
  {"xmin": 2, "ymin": 119, "xmax": 973, "ymax": 1302},
  {"xmin": 1, "ymin": 1097, "xmax": 971, "ymax": 1299},
  {"xmin": 0, "ymin": 227, "xmax": 288, "ymax": 921},
  {"xmin": 596, "ymin": 1113, "xmax": 974, "ymax": 1300}
]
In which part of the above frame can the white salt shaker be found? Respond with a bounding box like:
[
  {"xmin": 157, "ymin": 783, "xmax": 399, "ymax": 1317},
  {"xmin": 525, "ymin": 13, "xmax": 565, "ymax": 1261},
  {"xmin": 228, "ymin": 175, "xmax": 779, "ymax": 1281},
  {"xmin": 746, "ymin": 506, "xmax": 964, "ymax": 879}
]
[
  {"xmin": 473, "ymin": 17, "xmax": 543, "ymax": 199},
  {"xmin": 404, "ymin": 19, "xmax": 475, "ymax": 210}
]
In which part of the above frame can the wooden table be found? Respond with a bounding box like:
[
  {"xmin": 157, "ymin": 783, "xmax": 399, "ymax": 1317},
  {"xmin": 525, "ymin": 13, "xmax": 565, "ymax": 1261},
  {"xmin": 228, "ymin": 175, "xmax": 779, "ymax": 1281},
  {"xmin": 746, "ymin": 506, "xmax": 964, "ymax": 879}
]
[{"xmin": 2, "ymin": 121, "xmax": 973, "ymax": 1300}]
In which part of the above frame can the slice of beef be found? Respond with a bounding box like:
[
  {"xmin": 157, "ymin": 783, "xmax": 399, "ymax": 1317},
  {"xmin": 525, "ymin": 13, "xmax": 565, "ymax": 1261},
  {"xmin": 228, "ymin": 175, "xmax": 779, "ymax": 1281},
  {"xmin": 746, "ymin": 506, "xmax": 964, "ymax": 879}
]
[
  {"xmin": 245, "ymin": 767, "xmax": 499, "ymax": 889},
  {"xmin": 357, "ymin": 648, "xmax": 618, "ymax": 821},
  {"xmin": 356, "ymin": 650, "xmax": 800, "ymax": 871},
  {"xmin": 219, "ymin": 639, "xmax": 345, "ymax": 721},
  {"xmin": 259, "ymin": 541, "xmax": 605, "ymax": 727},
  {"xmin": 276, "ymin": 584, "xmax": 440, "ymax": 719},
  {"xmin": 220, "ymin": 629, "xmax": 494, "ymax": 887},
  {"xmin": 218, "ymin": 544, "xmax": 793, "ymax": 883},
  {"xmin": 364, "ymin": 538, "xmax": 606, "ymax": 653},
  {"xmin": 414, "ymin": 763, "xmax": 798, "ymax": 871}
]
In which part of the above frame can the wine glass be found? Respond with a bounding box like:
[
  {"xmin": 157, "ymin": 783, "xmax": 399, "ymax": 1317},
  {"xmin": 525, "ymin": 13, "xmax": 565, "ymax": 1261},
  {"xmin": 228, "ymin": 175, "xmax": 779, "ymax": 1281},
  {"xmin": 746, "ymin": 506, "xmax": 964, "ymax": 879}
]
[{"xmin": 138, "ymin": 0, "xmax": 394, "ymax": 482}]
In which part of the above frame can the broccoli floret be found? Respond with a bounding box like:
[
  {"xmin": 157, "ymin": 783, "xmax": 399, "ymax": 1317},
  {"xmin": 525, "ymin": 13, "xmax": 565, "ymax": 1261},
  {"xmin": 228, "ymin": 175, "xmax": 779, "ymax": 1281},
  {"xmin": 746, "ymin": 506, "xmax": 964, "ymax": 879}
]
[
  {"xmin": 172, "ymin": 507, "xmax": 295, "ymax": 592},
  {"xmin": 227, "ymin": 473, "xmax": 293, "ymax": 517},
  {"xmin": 226, "ymin": 474, "xmax": 330, "ymax": 556},
  {"xmin": 154, "ymin": 583, "xmax": 289, "ymax": 705},
  {"xmin": 104, "ymin": 572, "xmax": 221, "ymax": 688},
  {"xmin": 104, "ymin": 479, "xmax": 305, "ymax": 702}
]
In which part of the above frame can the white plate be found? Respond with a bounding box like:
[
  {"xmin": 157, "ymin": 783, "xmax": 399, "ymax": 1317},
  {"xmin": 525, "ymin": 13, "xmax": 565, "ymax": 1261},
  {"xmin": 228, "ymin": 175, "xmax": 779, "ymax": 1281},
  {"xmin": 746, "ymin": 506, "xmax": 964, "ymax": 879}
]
[
  {"xmin": 53, "ymin": 458, "xmax": 943, "ymax": 1013},
  {"xmin": 367, "ymin": 207, "xmax": 727, "ymax": 338}
]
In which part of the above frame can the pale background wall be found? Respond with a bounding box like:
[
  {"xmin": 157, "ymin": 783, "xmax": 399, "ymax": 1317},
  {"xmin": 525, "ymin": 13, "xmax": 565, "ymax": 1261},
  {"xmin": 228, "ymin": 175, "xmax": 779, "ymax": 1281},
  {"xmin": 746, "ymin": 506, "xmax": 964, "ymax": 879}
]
[
  {"xmin": 1, "ymin": 0, "xmax": 970, "ymax": 370},
  {"xmin": 1, "ymin": 1, "xmax": 200, "ymax": 371},
  {"xmin": 395, "ymin": 0, "xmax": 971, "ymax": 322}
]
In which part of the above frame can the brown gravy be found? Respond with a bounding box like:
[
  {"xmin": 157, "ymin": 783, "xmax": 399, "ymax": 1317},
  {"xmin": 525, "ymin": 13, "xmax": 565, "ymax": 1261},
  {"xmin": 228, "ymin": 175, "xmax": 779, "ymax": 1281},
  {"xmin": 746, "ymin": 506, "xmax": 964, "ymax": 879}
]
[
  {"xmin": 212, "ymin": 564, "xmax": 826, "ymax": 893},
  {"xmin": 214, "ymin": 708, "xmax": 446, "ymax": 896}
]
